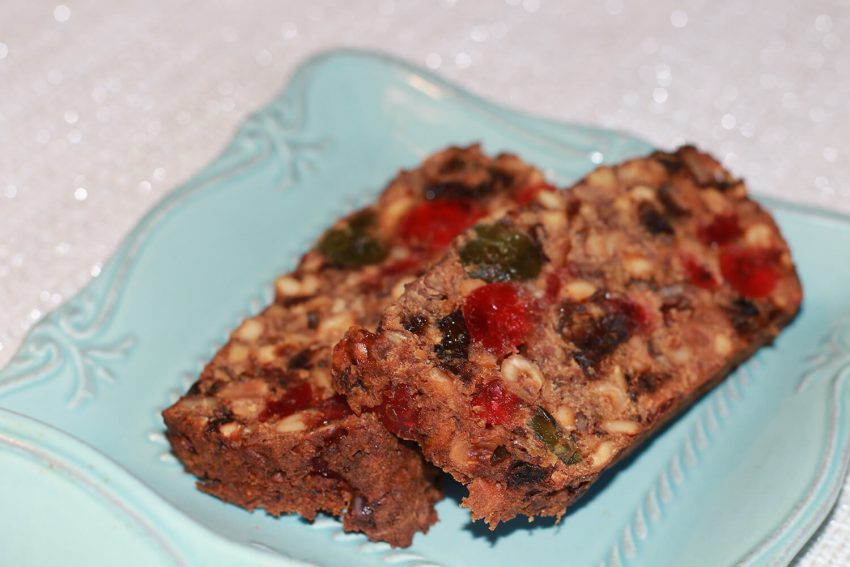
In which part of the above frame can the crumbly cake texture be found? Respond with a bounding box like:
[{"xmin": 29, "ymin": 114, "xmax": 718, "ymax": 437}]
[
  {"xmin": 163, "ymin": 145, "xmax": 547, "ymax": 546},
  {"xmin": 333, "ymin": 146, "xmax": 803, "ymax": 528}
]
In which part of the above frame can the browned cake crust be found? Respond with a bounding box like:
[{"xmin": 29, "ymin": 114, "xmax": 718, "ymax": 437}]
[
  {"xmin": 163, "ymin": 145, "xmax": 547, "ymax": 546},
  {"xmin": 333, "ymin": 146, "xmax": 803, "ymax": 528}
]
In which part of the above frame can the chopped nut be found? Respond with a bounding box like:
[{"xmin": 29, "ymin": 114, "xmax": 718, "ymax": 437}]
[
  {"xmin": 459, "ymin": 278, "xmax": 487, "ymax": 296},
  {"xmin": 275, "ymin": 412, "xmax": 308, "ymax": 433},
  {"xmin": 227, "ymin": 344, "xmax": 250, "ymax": 364},
  {"xmin": 670, "ymin": 347, "xmax": 691, "ymax": 365},
  {"xmin": 624, "ymin": 253, "xmax": 653, "ymax": 279},
  {"xmin": 449, "ymin": 438, "xmax": 471, "ymax": 470},
  {"xmin": 586, "ymin": 167, "xmax": 617, "ymax": 190},
  {"xmin": 219, "ymin": 422, "xmax": 241, "ymax": 438},
  {"xmin": 590, "ymin": 441, "xmax": 616, "ymax": 468},
  {"xmin": 537, "ymin": 190, "xmax": 562, "ymax": 210},
  {"xmin": 554, "ymin": 405, "xmax": 576, "ymax": 429},
  {"xmin": 428, "ymin": 367, "xmax": 454, "ymax": 395},
  {"xmin": 593, "ymin": 382, "xmax": 629, "ymax": 413},
  {"xmin": 714, "ymin": 334, "xmax": 733, "ymax": 356},
  {"xmin": 383, "ymin": 331, "xmax": 408, "ymax": 345},
  {"xmin": 500, "ymin": 354, "xmax": 544, "ymax": 400},
  {"xmin": 540, "ymin": 210, "xmax": 567, "ymax": 234},
  {"xmin": 311, "ymin": 367, "xmax": 332, "ymax": 392},
  {"xmin": 603, "ymin": 420, "xmax": 640, "ymax": 435},
  {"xmin": 235, "ymin": 319, "xmax": 264, "ymax": 342},
  {"xmin": 744, "ymin": 223, "xmax": 773, "ymax": 247},
  {"xmin": 630, "ymin": 185, "xmax": 656, "ymax": 201},
  {"xmin": 230, "ymin": 399, "xmax": 261, "ymax": 419},
  {"xmin": 700, "ymin": 189, "xmax": 729, "ymax": 214},
  {"xmin": 316, "ymin": 312, "xmax": 355, "ymax": 340},
  {"xmin": 257, "ymin": 344, "xmax": 278, "ymax": 364},
  {"xmin": 379, "ymin": 195, "xmax": 415, "ymax": 233},
  {"xmin": 585, "ymin": 232, "xmax": 605, "ymax": 257},
  {"xmin": 392, "ymin": 276, "xmax": 416, "ymax": 300},
  {"xmin": 219, "ymin": 379, "xmax": 270, "ymax": 400},
  {"xmin": 564, "ymin": 280, "xmax": 597, "ymax": 302},
  {"xmin": 275, "ymin": 274, "xmax": 320, "ymax": 298}
]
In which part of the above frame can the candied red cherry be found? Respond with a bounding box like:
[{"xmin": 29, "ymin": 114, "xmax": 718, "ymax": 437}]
[
  {"xmin": 699, "ymin": 213, "xmax": 741, "ymax": 246},
  {"xmin": 258, "ymin": 381, "xmax": 314, "ymax": 422},
  {"xmin": 471, "ymin": 380, "xmax": 522, "ymax": 425},
  {"xmin": 314, "ymin": 395, "xmax": 354, "ymax": 425},
  {"xmin": 379, "ymin": 384, "xmax": 419, "ymax": 438},
  {"xmin": 463, "ymin": 282, "xmax": 531, "ymax": 356},
  {"xmin": 515, "ymin": 182, "xmax": 557, "ymax": 206},
  {"xmin": 398, "ymin": 199, "xmax": 483, "ymax": 252},
  {"xmin": 682, "ymin": 254, "xmax": 719, "ymax": 289},
  {"xmin": 720, "ymin": 246, "xmax": 780, "ymax": 298}
]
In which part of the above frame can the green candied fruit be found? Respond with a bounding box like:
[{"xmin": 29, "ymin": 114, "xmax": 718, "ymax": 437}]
[
  {"xmin": 317, "ymin": 210, "xmax": 387, "ymax": 268},
  {"xmin": 529, "ymin": 406, "xmax": 581, "ymax": 465},
  {"xmin": 458, "ymin": 223, "xmax": 545, "ymax": 282}
]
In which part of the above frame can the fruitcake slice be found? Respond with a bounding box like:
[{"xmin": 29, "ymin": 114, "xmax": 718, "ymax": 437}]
[
  {"xmin": 163, "ymin": 145, "xmax": 548, "ymax": 546},
  {"xmin": 333, "ymin": 146, "xmax": 803, "ymax": 528}
]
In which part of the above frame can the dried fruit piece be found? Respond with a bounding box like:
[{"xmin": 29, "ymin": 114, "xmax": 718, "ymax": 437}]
[
  {"xmin": 314, "ymin": 395, "xmax": 354, "ymax": 425},
  {"xmin": 528, "ymin": 407, "xmax": 581, "ymax": 464},
  {"xmin": 379, "ymin": 384, "xmax": 419, "ymax": 438},
  {"xmin": 398, "ymin": 199, "xmax": 484, "ymax": 252},
  {"xmin": 317, "ymin": 211, "xmax": 387, "ymax": 268},
  {"xmin": 682, "ymin": 255, "xmax": 719, "ymax": 289},
  {"xmin": 471, "ymin": 380, "xmax": 522, "ymax": 425},
  {"xmin": 258, "ymin": 382, "xmax": 314, "ymax": 422},
  {"xmin": 560, "ymin": 296, "xmax": 649, "ymax": 372},
  {"xmin": 699, "ymin": 213, "xmax": 741, "ymax": 246},
  {"xmin": 459, "ymin": 224, "xmax": 545, "ymax": 282},
  {"xmin": 463, "ymin": 282, "xmax": 531, "ymax": 356},
  {"xmin": 514, "ymin": 182, "xmax": 557, "ymax": 206},
  {"xmin": 720, "ymin": 247, "xmax": 780, "ymax": 298},
  {"xmin": 434, "ymin": 309, "xmax": 470, "ymax": 362},
  {"xmin": 725, "ymin": 297, "xmax": 761, "ymax": 335},
  {"xmin": 402, "ymin": 314, "xmax": 428, "ymax": 335},
  {"xmin": 638, "ymin": 202, "xmax": 674, "ymax": 236}
]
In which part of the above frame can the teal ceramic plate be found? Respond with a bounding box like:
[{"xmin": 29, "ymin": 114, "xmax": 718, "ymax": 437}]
[{"xmin": 1, "ymin": 50, "xmax": 849, "ymax": 567}]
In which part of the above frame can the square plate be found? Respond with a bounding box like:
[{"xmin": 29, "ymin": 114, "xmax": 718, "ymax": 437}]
[{"xmin": 1, "ymin": 50, "xmax": 849, "ymax": 567}]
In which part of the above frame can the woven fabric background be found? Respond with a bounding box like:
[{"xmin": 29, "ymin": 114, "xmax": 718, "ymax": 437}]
[{"xmin": 1, "ymin": 1, "xmax": 848, "ymax": 563}]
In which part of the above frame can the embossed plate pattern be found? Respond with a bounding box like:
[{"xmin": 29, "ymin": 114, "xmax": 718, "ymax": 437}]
[{"xmin": 0, "ymin": 50, "xmax": 848, "ymax": 567}]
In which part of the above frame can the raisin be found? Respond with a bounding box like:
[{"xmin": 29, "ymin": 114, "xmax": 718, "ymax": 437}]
[
  {"xmin": 699, "ymin": 213, "xmax": 741, "ymax": 246},
  {"xmin": 459, "ymin": 223, "xmax": 545, "ymax": 282},
  {"xmin": 288, "ymin": 348, "xmax": 314, "ymax": 370},
  {"xmin": 186, "ymin": 380, "xmax": 202, "ymax": 396},
  {"xmin": 402, "ymin": 313, "xmax": 428, "ymax": 335},
  {"xmin": 490, "ymin": 445, "xmax": 509, "ymax": 464},
  {"xmin": 726, "ymin": 297, "xmax": 761, "ymax": 335},
  {"xmin": 398, "ymin": 199, "xmax": 484, "ymax": 252},
  {"xmin": 528, "ymin": 406, "xmax": 581, "ymax": 464},
  {"xmin": 720, "ymin": 246, "xmax": 781, "ymax": 298},
  {"xmin": 306, "ymin": 310, "xmax": 320, "ymax": 329},
  {"xmin": 309, "ymin": 457, "xmax": 343, "ymax": 481},
  {"xmin": 627, "ymin": 371, "xmax": 671, "ymax": 398},
  {"xmin": 638, "ymin": 202, "xmax": 674, "ymax": 236},
  {"xmin": 506, "ymin": 461, "xmax": 550, "ymax": 488},
  {"xmin": 258, "ymin": 382, "xmax": 314, "ymax": 422},
  {"xmin": 653, "ymin": 151, "xmax": 684, "ymax": 173},
  {"xmin": 317, "ymin": 210, "xmax": 387, "ymax": 268},
  {"xmin": 424, "ymin": 180, "xmax": 485, "ymax": 201},
  {"xmin": 560, "ymin": 296, "xmax": 646, "ymax": 373},
  {"xmin": 463, "ymin": 282, "xmax": 531, "ymax": 356},
  {"xmin": 435, "ymin": 309, "xmax": 470, "ymax": 362},
  {"xmin": 657, "ymin": 185, "xmax": 690, "ymax": 217},
  {"xmin": 379, "ymin": 384, "xmax": 419, "ymax": 439},
  {"xmin": 471, "ymin": 380, "xmax": 522, "ymax": 425}
]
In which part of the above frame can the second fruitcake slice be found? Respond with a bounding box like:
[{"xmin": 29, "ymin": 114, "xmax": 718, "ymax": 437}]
[
  {"xmin": 163, "ymin": 145, "xmax": 549, "ymax": 546},
  {"xmin": 333, "ymin": 146, "xmax": 803, "ymax": 527}
]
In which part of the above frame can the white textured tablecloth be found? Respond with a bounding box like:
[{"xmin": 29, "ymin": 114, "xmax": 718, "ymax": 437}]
[{"xmin": 1, "ymin": 1, "xmax": 848, "ymax": 563}]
